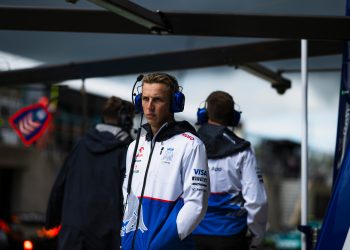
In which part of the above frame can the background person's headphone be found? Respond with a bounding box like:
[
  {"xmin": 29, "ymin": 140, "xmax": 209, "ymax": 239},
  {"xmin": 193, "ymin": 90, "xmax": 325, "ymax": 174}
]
[
  {"xmin": 117, "ymin": 100, "xmax": 134, "ymax": 132},
  {"xmin": 132, "ymin": 73, "xmax": 185, "ymax": 114},
  {"xmin": 196, "ymin": 102, "xmax": 241, "ymax": 127},
  {"xmin": 101, "ymin": 98, "xmax": 134, "ymax": 132}
]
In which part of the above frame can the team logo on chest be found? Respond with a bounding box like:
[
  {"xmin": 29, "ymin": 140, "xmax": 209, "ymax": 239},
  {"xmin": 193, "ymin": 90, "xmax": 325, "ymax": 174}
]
[
  {"xmin": 161, "ymin": 147, "xmax": 174, "ymax": 164},
  {"xmin": 136, "ymin": 146, "xmax": 144, "ymax": 160}
]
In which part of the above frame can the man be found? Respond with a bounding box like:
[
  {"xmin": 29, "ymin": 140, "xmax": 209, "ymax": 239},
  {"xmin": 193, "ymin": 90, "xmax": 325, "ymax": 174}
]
[
  {"xmin": 45, "ymin": 96, "xmax": 134, "ymax": 250},
  {"xmin": 193, "ymin": 91, "xmax": 268, "ymax": 250},
  {"xmin": 122, "ymin": 72, "xmax": 209, "ymax": 250}
]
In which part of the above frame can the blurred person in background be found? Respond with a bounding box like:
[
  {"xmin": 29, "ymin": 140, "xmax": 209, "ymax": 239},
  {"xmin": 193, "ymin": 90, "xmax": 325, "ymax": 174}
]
[
  {"xmin": 45, "ymin": 96, "xmax": 134, "ymax": 250},
  {"xmin": 193, "ymin": 91, "xmax": 268, "ymax": 250}
]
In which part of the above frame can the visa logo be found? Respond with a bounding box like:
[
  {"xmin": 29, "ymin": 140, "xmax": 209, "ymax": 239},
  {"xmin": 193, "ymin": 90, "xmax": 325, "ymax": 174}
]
[{"xmin": 194, "ymin": 169, "xmax": 207, "ymax": 176}]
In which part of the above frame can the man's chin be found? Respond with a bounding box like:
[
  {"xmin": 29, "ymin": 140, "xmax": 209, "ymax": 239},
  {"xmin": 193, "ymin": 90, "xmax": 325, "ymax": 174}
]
[
  {"xmin": 146, "ymin": 118, "xmax": 157, "ymax": 126},
  {"xmin": 145, "ymin": 116, "xmax": 155, "ymax": 122}
]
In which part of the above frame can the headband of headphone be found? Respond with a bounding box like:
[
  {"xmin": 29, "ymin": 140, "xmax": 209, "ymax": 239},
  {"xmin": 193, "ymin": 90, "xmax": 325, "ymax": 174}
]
[
  {"xmin": 132, "ymin": 73, "xmax": 185, "ymax": 114},
  {"xmin": 196, "ymin": 102, "xmax": 241, "ymax": 127}
]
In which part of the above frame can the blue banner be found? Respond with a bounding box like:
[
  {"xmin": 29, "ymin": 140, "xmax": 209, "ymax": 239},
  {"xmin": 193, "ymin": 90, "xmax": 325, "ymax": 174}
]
[
  {"xmin": 332, "ymin": 1, "xmax": 350, "ymax": 182},
  {"xmin": 315, "ymin": 1, "xmax": 350, "ymax": 249},
  {"xmin": 315, "ymin": 146, "xmax": 350, "ymax": 249}
]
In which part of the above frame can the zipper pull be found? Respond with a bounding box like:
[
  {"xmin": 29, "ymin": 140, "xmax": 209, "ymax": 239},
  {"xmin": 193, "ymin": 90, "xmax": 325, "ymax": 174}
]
[{"xmin": 160, "ymin": 147, "xmax": 164, "ymax": 155}]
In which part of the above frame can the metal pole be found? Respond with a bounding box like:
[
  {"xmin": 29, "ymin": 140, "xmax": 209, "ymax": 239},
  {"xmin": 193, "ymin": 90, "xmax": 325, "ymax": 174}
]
[
  {"xmin": 301, "ymin": 39, "xmax": 309, "ymax": 250},
  {"xmin": 81, "ymin": 78, "xmax": 88, "ymax": 135}
]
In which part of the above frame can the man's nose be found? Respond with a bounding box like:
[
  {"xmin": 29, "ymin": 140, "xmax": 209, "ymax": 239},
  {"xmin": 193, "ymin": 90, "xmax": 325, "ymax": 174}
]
[{"xmin": 145, "ymin": 100, "xmax": 154, "ymax": 111}]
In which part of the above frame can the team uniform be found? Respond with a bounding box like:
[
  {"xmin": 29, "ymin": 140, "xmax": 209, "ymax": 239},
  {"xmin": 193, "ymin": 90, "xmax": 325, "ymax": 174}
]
[
  {"xmin": 193, "ymin": 123, "xmax": 268, "ymax": 249},
  {"xmin": 122, "ymin": 121, "xmax": 209, "ymax": 250}
]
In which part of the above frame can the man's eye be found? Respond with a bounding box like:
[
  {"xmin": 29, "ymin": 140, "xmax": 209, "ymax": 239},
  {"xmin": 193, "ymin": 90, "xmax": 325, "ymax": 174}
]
[{"xmin": 154, "ymin": 98, "xmax": 163, "ymax": 103}]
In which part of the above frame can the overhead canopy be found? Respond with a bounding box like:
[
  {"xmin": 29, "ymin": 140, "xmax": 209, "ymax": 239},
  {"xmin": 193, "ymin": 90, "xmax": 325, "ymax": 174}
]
[
  {"xmin": 0, "ymin": 40, "xmax": 343, "ymax": 93},
  {"xmin": 0, "ymin": 6, "xmax": 350, "ymax": 39},
  {"xmin": 0, "ymin": 2, "xmax": 346, "ymax": 94}
]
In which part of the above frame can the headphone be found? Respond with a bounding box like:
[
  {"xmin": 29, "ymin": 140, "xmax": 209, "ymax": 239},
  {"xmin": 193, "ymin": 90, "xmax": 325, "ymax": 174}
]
[
  {"xmin": 101, "ymin": 99, "xmax": 134, "ymax": 132},
  {"xmin": 132, "ymin": 73, "xmax": 185, "ymax": 114},
  {"xmin": 196, "ymin": 102, "xmax": 241, "ymax": 127},
  {"xmin": 118, "ymin": 100, "xmax": 134, "ymax": 132}
]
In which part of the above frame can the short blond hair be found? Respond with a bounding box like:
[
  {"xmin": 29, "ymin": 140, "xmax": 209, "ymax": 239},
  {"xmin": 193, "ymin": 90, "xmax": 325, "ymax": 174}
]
[{"xmin": 142, "ymin": 72, "xmax": 179, "ymax": 95}]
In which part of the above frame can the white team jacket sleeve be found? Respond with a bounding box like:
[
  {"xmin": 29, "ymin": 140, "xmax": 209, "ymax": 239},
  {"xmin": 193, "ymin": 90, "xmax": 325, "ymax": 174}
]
[
  {"xmin": 241, "ymin": 148, "xmax": 268, "ymax": 248},
  {"xmin": 176, "ymin": 141, "xmax": 210, "ymax": 240}
]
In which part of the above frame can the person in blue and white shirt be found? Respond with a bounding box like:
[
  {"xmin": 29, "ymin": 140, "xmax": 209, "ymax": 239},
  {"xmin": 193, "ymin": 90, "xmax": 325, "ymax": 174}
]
[
  {"xmin": 193, "ymin": 91, "xmax": 268, "ymax": 250},
  {"xmin": 122, "ymin": 72, "xmax": 209, "ymax": 250}
]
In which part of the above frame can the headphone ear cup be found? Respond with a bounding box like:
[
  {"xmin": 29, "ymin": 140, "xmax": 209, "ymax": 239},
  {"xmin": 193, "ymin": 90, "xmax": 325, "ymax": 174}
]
[
  {"xmin": 134, "ymin": 94, "xmax": 143, "ymax": 114},
  {"xmin": 120, "ymin": 114, "xmax": 133, "ymax": 132},
  {"xmin": 171, "ymin": 91, "xmax": 185, "ymax": 113},
  {"xmin": 117, "ymin": 102, "xmax": 131, "ymax": 132},
  {"xmin": 196, "ymin": 107, "xmax": 208, "ymax": 125},
  {"xmin": 232, "ymin": 110, "xmax": 241, "ymax": 127}
]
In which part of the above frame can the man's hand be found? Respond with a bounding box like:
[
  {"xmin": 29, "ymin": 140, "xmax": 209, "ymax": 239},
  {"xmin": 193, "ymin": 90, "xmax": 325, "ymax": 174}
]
[{"xmin": 246, "ymin": 229, "xmax": 259, "ymax": 250}]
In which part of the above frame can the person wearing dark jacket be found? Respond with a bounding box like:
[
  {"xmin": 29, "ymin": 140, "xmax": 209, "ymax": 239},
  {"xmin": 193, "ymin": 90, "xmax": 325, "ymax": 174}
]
[{"xmin": 45, "ymin": 96, "xmax": 134, "ymax": 250}]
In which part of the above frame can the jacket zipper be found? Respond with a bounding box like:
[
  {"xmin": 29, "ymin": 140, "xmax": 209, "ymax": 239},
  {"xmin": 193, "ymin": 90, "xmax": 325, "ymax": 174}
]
[{"xmin": 131, "ymin": 123, "xmax": 168, "ymax": 250}]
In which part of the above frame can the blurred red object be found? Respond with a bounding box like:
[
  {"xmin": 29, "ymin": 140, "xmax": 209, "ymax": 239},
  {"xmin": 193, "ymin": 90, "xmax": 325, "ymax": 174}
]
[
  {"xmin": 0, "ymin": 219, "xmax": 10, "ymax": 234},
  {"xmin": 37, "ymin": 225, "xmax": 61, "ymax": 238}
]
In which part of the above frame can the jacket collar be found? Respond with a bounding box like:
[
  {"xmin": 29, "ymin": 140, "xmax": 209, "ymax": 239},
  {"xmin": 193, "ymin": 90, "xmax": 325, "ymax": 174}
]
[{"xmin": 142, "ymin": 121, "xmax": 197, "ymax": 143}]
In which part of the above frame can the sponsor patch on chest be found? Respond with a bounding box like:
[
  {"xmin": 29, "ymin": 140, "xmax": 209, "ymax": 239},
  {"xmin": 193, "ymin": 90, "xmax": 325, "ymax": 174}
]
[
  {"xmin": 161, "ymin": 147, "xmax": 174, "ymax": 164},
  {"xmin": 136, "ymin": 146, "xmax": 145, "ymax": 159}
]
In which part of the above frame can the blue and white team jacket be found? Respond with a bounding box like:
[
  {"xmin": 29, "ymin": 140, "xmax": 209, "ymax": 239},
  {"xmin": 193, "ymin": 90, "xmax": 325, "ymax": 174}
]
[
  {"xmin": 193, "ymin": 123, "xmax": 268, "ymax": 248},
  {"xmin": 122, "ymin": 121, "xmax": 209, "ymax": 250}
]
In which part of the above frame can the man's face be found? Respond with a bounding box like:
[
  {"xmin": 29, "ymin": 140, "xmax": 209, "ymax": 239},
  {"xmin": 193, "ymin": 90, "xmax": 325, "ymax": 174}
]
[{"xmin": 142, "ymin": 82, "xmax": 173, "ymax": 132}]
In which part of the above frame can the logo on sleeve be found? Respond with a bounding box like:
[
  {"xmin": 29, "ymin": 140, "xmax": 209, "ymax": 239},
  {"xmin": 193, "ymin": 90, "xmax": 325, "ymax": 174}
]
[
  {"xmin": 192, "ymin": 169, "xmax": 208, "ymax": 192},
  {"xmin": 191, "ymin": 168, "xmax": 208, "ymax": 192},
  {"xmin": 256, "ymin": 166, "xmax": 264, "ymax": 183},
  {"xmin": 182, "ymin": 133, "xmax": 194, "ymax": 140},
  {"xmin": 194, "ymin": 169, "xmax": 207, "ymax": 176}
]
